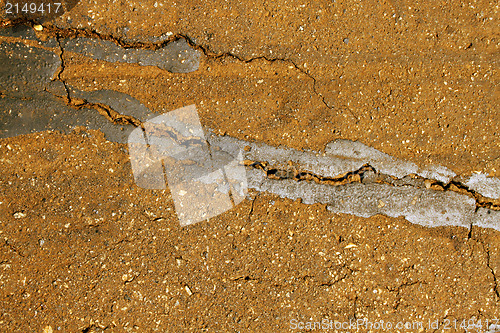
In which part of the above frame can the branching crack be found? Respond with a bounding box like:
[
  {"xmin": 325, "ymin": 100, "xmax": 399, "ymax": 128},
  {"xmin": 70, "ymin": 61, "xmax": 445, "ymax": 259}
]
[
  {"xmin": 5, "ymin": 23, "xmax": 497, "ymax": 212},
  {"xmin": 49, "ymin": 29, "xmax": 145, "ymax": 129},
  {"xmin": 22, "ymin": 24, "xmax": 350, "ymax": 119},
  {"xmin": 406, "ymin": 177, "xmax": 499, "ymax": 211},
  {"xmin": 229, "ymin": 275, "xmax": 258, "ymax": 282},
  {"xmin": 81, "ymin": 324, "xmax": 109, "ymax": 333},
  {"xmin": 392, "ymin": 283, "xmax": 420, "ymax": 310},
  {"xmin": 175, "ymin": 34, "xmax": 355, "ymax": 119}
]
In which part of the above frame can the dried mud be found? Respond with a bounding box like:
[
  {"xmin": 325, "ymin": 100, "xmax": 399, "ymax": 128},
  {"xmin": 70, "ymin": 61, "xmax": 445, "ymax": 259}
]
[{"xmin": 0, "ymin": 0, "xmax": 499, "ymax": 331}]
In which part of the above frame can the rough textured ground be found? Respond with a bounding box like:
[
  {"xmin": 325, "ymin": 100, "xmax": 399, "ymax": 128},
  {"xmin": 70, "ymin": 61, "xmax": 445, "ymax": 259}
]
[{"xmin": 0, "ymin": 0, "xmax": 499, "ymax": 332}]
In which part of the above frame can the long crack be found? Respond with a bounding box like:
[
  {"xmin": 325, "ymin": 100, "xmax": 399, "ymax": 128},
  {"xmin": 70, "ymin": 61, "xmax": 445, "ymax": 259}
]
[
  {"xmin": 244, "ymin": 160, "xmax": 373, "ymax": 186},
  {"xmin": 24, "ymin": 23, "xmax": 346, "ymax": 136},
  {"xmin": 55, "ymin": 36, "xmax": 71, "ymax": 102},
  {"xmin": 46, "ymin": 82, "xmax": 500, "ymax": 212},
  {"xmin": 20, "ymin": 23, "xmax": 351, "ymax": 120},
  {"xmin": 2, "ymin": 23, "xmax": 498, "ymax": 212},
  {"xmin": 244, "ymin": 159, "xmax": 500, "ymax": 211}
]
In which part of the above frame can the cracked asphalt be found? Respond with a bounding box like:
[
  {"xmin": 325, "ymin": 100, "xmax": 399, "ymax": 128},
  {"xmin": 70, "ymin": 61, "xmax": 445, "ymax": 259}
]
[{"xmin": 0, "ymin": 0, "xmax": 499, "ymax": 332}]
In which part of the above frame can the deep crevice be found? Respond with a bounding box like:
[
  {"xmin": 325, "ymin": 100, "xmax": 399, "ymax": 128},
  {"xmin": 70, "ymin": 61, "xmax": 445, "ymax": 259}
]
[
  {"xmin": 19, "ymin": 24, "xmax": 351, "ymax": 119},
  {"xmin": 55, "ymin": 36, "xmax": 71, "ymax": 102},
  {"xmin": 244, "ymin": 159, "xmax": 500, "ymax": 211},
  {"xmin": 4, "ymin": 22, "xmax": 497, "ymax": 212}
]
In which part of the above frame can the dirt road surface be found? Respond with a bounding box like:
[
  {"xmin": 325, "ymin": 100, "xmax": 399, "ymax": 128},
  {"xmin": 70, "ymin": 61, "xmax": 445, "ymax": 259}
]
[{"xmin": 0, "ymin": 0, "xmax": 499, "ymax": 331}]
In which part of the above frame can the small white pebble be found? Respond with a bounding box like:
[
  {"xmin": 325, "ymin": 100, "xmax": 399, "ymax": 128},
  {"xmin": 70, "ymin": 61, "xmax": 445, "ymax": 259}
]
[
  {"xmin": 14, "ymin": 212, "xmax": 26, "ymax": 219},
  {"xmin": 42, "ymin": 326, "xmax": 53, "ymax": 333}
]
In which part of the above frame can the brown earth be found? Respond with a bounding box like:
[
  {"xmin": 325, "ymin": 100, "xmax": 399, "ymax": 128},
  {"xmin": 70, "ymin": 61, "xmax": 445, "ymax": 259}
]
[
  {"xmin": 1, "ymin": 0, "xmax": 499, "ymax": 331},
  {"xmin": 1, "ymin": 130, "xmax": 499, "ymax": 332},
  {"xmin": 48, "ymin": 0, "xmax": 499, "ymax": 177}
]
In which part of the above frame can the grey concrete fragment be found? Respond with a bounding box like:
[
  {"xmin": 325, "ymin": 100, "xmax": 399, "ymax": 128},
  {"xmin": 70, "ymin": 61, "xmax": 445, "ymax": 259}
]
[
  {"xmin": 247, "ymin": 168, "xmax": 331, "ymax": 205},
  {"xmin": 0, "ymin": 41, "xmax": 60, "ymax": 98},
  {"xmin": 62, "ymin": 37, "xmax": 200, "ymax": 73},
  {"xmin": 0, "ymin": 40, "xmax": 138, "ymax": 142},
  {"xmin": 0, "ymin": 24, "xmax": 38, "ymax": 40},
  {"xmin": 464, "ymin": 173, "xmax": 500, "ymax": 199},
  {"xmin": 74, "ymin": 90, "xmax": 154, "ymax": 123},
  {"xmin": 0, "ymin": 96, "xmax": 61, "ymax": 136},
  {"xmin": 417, "ymin": 164, "xmax": 457, "ymax": 184},
  {"xmin": 0, "ymin": 40, "xmax": 91, "ymax": 138},
  {"xmin": 326, "ymin": 184, "xmax": 476, "ymax": 229},
  {"xmin": 0, "ymin": 92, "xmax": 131, "ymax": 142},
  {"xmin": 247, "ymin": 169, "xmax": 475, "ymax": 229},
  {"xmin": 208, "ymin": 134, "xmax": 368, "ymax": 178},
  {"xmin": 472, "ymin": 208, "xmax": 500, "ymax": 231},
  {"xmin": 209, "ymin": 132, "xmax": 457, "ymax": 185},
  {"xmin": 325, "ymin": 139, "xmax": 419, "ymax": 178},
  {"xmin": 326, "ymin": 140, "xmax": 457, "ymax": 183},
  {"xmin": 67, "ymin": 88, "xmax": 154, "ymax": 143}
]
